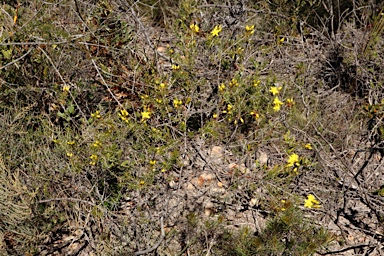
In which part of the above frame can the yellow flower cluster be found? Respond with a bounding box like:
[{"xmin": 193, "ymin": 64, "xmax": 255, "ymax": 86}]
[
  {"xmin": 245, "ymin": 25, "xmax": 255, "ymax": 34},
  {"xmin": 286, "ymin": 153, "xmax": 300, "ymax": 167},
  {"xmin": 219, "ymin": 83, "xmax": 226, "ymax": 92},
  {"xmin": 253, "ymin": 80, "xmax": 261, "ymax": 87},
  {"xmin": 119, "ymin": 109, "xmax": 129, "ymax": 123},
  {"xmin": 223, "ymin": 104, "xmax": 233, "ymax": 115},
  {"xmin": 273, "ymin": 97, "xmax": 284, "ymax": 111},
  {"xmin": 92, "ymin": 140, "xmax": 102, "ymax": 148},
  {"xmin": 90, "ymin": 154, "xmax": 98, "ymax": 166},
  {"xmin": 173, "ymin": 98, "xmax": 182, "ymax": 108},
  {"xmin": 229, "ymin": 78, "xmax": 239, "ymax": 87},
  {"xmin": 172, "ymin": 64, "xmax": 180, "ymax": 70},
  {"xmin": 91, "ymin": 110, "xmax": 101, "ymax": 119},
  {"xmin": 190, "ymin": 23, "xmax": 199, "ymax": 33},
  {"xmin": 304, "ymin": 194, "xmax": 321, "ymax": 208}
]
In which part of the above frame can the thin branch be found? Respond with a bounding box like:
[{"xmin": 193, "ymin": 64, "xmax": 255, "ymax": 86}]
[
  {"xmin": 134, "ymin": 217, "xmax": 165, "ymax": 255},
  {"xmin": 0, "ymin": 48, "xmax": 33, "ymax": 70},
  {"xmin": 91, "ymin": 59, "xmax": 123, "ymax": 108},
  {"xmin": 38, "ymin": 46, "xmax": 87, "ymax": 122}
]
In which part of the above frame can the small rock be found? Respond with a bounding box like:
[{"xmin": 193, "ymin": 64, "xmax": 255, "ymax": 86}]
[
  {"xmin": 256, "ymin": 150, "xmax": 269, "ymax": 165},
  {"xmin": 210, "ymin": 146, "xmax": 224, "ymax": 164}
]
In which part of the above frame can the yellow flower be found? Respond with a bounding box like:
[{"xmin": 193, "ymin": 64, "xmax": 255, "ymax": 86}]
[
  {"xmin": 240, "ymin": 117, "xmax": 244, "ymax": 123},
  {"xmin": 304, "ymin": 194, "xmax": 321, "ymax": 208},
  {"xmin": 159, "ymin": 83, "xmax": 166, "ymax": 89},
  {"xmin": 229, "ymin": 78, "xmax": 239, "ymax": 87},
  {"xmin": 250, "ymin": 111, "xmax": 260, "ymax": 119},
  {"xmin": 92, "ymin": 140, "xmax": 102, "ymax": 147},
  {"xmin": 286, "ymin": 153, "xmax": 300, "ymax": 167},
  {"xmin": 156, "ymin": 98, "xmax": 162, "ymax": 103},
  {"xmin": 286, "ymin": 98, "xmax": 295, "ymax": 108},
  {"xmin": 90, "ymin": 154, "xmax": 98, "ymax": 161},
  {"xmin": 210, "ymin": 25, "xmax": 222, "ymax": 37},
  {"xmin": 150, "ymin": 160, "xmax": 156, "ymax": 165},
  {"xmin": 253, "ymin": 80, "xmax": 260, "ymax": 87},
  {"xmin": 62, "ymin": 85, "xmax": 70, "ymax": 92},
  {"xmin": 173, "ymin": 98, "xmax": 182, "ymax": 108},
  {"xmin": 227, "ymin": 104, "xmax": 233, "ymax": 113},
  {"xmin": 304, "ymin": 143, "xmax": 313, "ymax": 150},
  {"xmin": 66, "ymin": 152, "xmax": 73, "ymax": 157},
  {"xmin": 190, "ymin": 23, "xmax": 199, "ymax": 33},
  {"xmin": 141, "ymin": 111, "xmax": 151, "ymax": 120},
  {"xmin": 120, "ymin": 109, "xmax": 129, "ymax": 117},
  {"xmin": 91, "ymin": 110, "xmax": 101, "ymax": 119},
  {"xmin": 269, "ymin": 86, "xmax": 282, "ymax": 95},
  {"xmin": 213, "ymin": 113, "xmax": 218, "ymax": 119},
  {"xmin": 172, "ymin": 64, "xmax": 180, "ymax": 70},
  {"xmin": 273, "ymin": 97, "xmax": 284, "ymax": 111},
  {"xmin": 245, "ymin": 25, "xmax": 255, "ymax": 34},
  {"xmin": 67, "ymin": 140, "xmax": 75, "ymax": 145},
  {"xmin": 119, "ymin": 109, "xmax": 129, "ymax": 123},
  {"xmin": 218, "ymin": 83, "xmax": 226, "ymax": 91}
]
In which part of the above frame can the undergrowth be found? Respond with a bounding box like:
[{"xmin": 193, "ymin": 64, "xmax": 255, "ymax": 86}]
[{"xmin": 1, "ymin": 0, "xmax": 384, "ymax": 255}]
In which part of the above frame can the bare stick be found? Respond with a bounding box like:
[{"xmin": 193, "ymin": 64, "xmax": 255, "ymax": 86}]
[
  {"xmin": 91, "ymin": 59, "xmax": 123, "ymax": 108},
  {"xmin": 0, "ymin": 48, "xmax": 33, "ymax": 70},
  {"xmin": 134, "ymin": 217, "xmax": 165, "ymax": 256}
]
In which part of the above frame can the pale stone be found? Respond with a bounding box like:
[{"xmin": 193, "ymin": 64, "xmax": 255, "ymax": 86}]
[
  {"xmin": 256, "ymin": 150, "xmax": 269, "ymax": 165},
  {"xmin": 210, "ymin": 146, "xmax": 224, "ymax": 164}
]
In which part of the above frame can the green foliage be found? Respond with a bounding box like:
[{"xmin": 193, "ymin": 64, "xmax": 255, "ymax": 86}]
[{"xmin": 219, "ymin": 207, "xmax": 332, "ymax": 256}]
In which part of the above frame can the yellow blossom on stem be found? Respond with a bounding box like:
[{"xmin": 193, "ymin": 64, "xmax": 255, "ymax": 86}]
[
  {"xmin": 91, "ymin": 110, "xmax": 101, "ymax": 119},
  {"xmin": 253, "ymin": 80, "xmax": 260, "ymax": 87},
  {"xmin": 273, "ymin": 97, "xmax": 284, "ymax": 111},
  {"xmin": 213, "ymin": 113, "xmax": 218, "ymax": 119},
  {"xmin": 92, "ymin": 140, "xmax": 102, "ymax": 148},
  {"xmin": 304, "ymin": 194, "xmax": 321, "ymax": 208},
  {"xmin": 62, "ymin": 85, "xmax": 70, "ymax": 92},
  {"xmin": 286, "ymin": 98, "xmax": 295, "ymax": 108},
  {"xmin": 286, "ymin": 153, "xmax": 300, "ymax": 167},
  {"xmin": 190, "ymin": 23, "xmax": 199, "ymax": 33},
  {"xmin": 119, "ymin": 109, "xmax": 129, "ymax": 123},
  {"xmin": 269, "ymin": 86, "xmax": 282, "ymax": 95},
  {"xmin": 67, "ymin": 140, "xmax": 75, "ymax": 145},
  {"xmin": 172, "ymin": 64, "xmax": 180, "ymax": 70},
  {"xmin": 304, "ymin": 143, "xmax": 313, "ymax": 150},
  {"xmin": 159, "ymin": 83, "xmax": 166, "ymax": 89},
  {"xmin": 218, "ymin": 83, "xmax": 226, "ymax": 91},
  {"xmin": 141, "ymin": 111, "xmax": 151, "ymax": 120},
  {"xmin": 173, "ymin": 98, "xmax": 182, "ymax": 108},
  {"xmin": 250, "ymin": 111, "xmax": 260, "ymax": 119},
  {"xmin": 245, "ymin": 25, "xmax": 255, "ymax": 34},
  {"xmin": 227, "ymin": 104, "xmax": 233, "ymax": 113},
  {"xmin": 229, "ymin": 78, "xmax": 239, "ymax": 87},
  {"xmin": 66, "ymin": 152, "xmax": 73, "ymax": 157},
  {"xmin": 210, "ymin": 25, "xmax": 222, "ymax": 37},
  {"xmin": 150, "ymin": 160, "xmax": 156, "ymax": 165}
]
